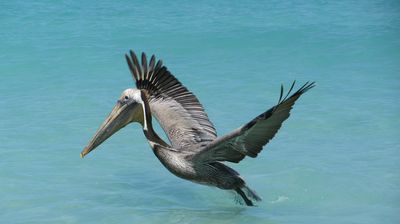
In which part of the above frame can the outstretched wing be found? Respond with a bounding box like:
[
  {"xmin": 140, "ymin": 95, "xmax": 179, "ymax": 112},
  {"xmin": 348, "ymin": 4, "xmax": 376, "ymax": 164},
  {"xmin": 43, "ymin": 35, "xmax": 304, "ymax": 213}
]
[
  {"xmin": 125, "ymin": 51, "xmax": 217, "ymax": 149},
  {"xmin": 194, "ymin": 81, "xmax": 315, "ymax": 163}
]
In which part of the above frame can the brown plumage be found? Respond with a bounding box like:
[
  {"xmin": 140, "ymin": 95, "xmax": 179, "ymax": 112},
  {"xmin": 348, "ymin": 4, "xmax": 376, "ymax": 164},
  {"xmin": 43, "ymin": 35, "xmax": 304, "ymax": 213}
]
[{"xmin": 82, "ymin": 51, "xmax": 315, "ymax": 206}]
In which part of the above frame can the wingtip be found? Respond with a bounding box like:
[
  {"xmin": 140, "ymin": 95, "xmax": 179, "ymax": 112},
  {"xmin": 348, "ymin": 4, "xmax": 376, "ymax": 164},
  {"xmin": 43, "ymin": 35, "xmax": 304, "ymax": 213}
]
[
  {"xmin": 129, "ymin": 50, "xmax": 136, "ymax": 62},
  {"xmin": 278, "ymin": 84, "xmax": 284, "ymax": 104},
  {"xmin": 304, "ymin": 81, "xmax": 316, "ymax": 92},
  {"xmin": 295, "ymin": 81, "xmax": 316, "ymax": 95},
  {"xmin": 275, "ymin": 81, "xmax": 316, "ymax": 106},
  {"xmin": 124, "ymin": 53, "xmax": 130, "ymax": 62}
]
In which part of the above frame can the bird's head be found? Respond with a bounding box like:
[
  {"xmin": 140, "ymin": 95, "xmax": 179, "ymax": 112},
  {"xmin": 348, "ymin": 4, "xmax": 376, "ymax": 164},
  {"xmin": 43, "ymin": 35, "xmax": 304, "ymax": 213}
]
[{"xmin": 80, "ymin": 88, "xmax": 148, "ymax": 158}]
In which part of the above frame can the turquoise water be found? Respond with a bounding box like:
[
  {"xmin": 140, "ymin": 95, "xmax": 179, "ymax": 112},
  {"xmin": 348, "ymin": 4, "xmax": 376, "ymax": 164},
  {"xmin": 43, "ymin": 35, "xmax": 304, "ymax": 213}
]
[{"xmin": 1, "ymin": 0, "xmax": 399, "ymax": 223}]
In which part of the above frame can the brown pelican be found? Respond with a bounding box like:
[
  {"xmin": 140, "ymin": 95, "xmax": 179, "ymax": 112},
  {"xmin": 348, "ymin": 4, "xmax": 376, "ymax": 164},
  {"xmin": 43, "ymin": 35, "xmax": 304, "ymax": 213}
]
[{"xmin": 81, "ymin": 51, "xmax": 315, "ymax": 206}]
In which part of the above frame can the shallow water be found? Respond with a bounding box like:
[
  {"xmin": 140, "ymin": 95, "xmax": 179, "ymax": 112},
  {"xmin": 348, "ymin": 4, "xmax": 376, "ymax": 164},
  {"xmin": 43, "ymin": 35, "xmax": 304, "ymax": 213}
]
[{"xmin": 1, "ymin": 1, "xmax": 399, "ymax": 223}]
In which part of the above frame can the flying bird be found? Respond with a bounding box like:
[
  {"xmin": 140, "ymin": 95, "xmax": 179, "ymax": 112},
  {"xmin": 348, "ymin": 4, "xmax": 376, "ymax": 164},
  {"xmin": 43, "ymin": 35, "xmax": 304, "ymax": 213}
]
[{"xmin": 81, "ymin": 51, "xmax": 315, "ymax": 206}]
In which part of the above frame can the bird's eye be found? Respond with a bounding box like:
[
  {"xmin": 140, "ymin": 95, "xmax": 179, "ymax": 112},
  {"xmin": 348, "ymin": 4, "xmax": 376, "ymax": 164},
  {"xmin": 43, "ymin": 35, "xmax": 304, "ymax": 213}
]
[{"xmin": 124, "ymin": 95, "xmax": 129, "ymax": 100}]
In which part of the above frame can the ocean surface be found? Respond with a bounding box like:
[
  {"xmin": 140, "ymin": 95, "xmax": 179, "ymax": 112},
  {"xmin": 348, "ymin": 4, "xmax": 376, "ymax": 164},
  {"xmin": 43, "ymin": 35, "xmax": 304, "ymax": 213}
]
[{"xmin": 1, "ymin": 1, "xmax": 399, "ymax": 223}]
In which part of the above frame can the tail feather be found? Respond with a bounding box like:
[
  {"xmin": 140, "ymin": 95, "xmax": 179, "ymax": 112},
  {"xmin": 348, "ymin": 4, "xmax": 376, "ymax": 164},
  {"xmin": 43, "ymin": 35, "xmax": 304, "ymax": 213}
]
[{"xmin": 234, "ymin": 185, "xmax": 261, "ymax": 206}]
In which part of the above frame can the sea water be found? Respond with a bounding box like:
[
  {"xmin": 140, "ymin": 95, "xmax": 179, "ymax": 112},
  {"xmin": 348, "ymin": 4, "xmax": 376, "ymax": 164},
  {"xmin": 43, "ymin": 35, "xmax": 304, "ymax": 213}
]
[{"xmin": 0, "ymin": 1, "xmax": 399, "ymax": 223}]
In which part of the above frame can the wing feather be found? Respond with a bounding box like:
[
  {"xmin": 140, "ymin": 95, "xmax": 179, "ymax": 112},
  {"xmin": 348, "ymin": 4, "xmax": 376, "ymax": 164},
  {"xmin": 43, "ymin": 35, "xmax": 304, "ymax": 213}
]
[
  {"xmin": 194, "ymin": 81, "xmax": 315, "ymax": 163},
  {"xmin": 125, "ymin": 51, "xmax": 217, "ymax": 149}
]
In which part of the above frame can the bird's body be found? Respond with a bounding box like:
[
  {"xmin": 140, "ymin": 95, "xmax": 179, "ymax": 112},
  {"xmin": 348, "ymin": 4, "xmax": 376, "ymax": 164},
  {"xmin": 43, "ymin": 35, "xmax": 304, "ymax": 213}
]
[{"xmin": 81, "ymin": 51, "xmax": 314, "ymax": 206}]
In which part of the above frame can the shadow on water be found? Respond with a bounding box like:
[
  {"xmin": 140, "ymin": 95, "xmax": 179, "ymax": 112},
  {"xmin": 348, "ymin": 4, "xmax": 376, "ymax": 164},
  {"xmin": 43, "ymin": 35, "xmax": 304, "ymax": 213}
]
[
  {"xmin": 148, "ymin": 207, "xmax": 253, "ymax": 223},
  {"xmin": 129, "ymin": 204, "xmax": 277, "ymax": 224},
  {"xmin": 78, "ymin": 169, "xmax": 278, "ymax": 224}
]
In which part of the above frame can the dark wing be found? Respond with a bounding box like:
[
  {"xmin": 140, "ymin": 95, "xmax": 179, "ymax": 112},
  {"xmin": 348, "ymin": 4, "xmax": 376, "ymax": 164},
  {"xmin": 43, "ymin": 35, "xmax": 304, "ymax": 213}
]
[
  {"xmin": 193, "ymin": 81, "xmax": 315, "ymax": 163},
  {"xmin": 125, "ymin": 51, "xmax": 217, "ymax": 149}
]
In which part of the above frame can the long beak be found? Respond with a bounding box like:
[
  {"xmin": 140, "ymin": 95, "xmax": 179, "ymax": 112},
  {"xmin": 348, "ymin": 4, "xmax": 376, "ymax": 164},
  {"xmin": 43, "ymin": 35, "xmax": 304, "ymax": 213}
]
[{"xmin": 81, "ymin": 102, "xmax": 133, "ymax": 158}]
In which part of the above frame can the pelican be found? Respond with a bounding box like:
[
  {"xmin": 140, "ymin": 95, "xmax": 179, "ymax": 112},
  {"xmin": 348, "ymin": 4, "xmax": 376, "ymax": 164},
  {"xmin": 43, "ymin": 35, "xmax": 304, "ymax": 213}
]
[{"xmin": 81, "ymin": 51, "xmax": 315, "ymax": 206}]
